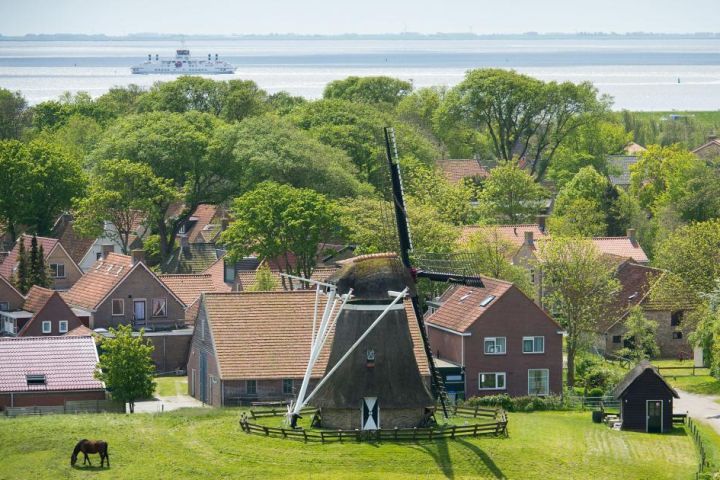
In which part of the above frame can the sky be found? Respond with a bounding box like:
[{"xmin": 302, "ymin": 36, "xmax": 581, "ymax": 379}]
[{"xmin": 1, "ymin": 0, "xmax": 718, "ymax": 36}]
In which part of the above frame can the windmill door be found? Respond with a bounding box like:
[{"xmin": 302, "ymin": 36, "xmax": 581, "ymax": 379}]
[{"xmin": 361, "ymin": 397, "xmax": 379, "ymax": 430}]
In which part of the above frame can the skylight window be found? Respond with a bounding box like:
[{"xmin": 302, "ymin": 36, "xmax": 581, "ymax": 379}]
[
  {"xmin": 26, "ymin": 374, "xmax": 46, "ymax": 386},
  {"xmin": 479, "ymin": 295, "xmax": 496, "ymax": 307}
]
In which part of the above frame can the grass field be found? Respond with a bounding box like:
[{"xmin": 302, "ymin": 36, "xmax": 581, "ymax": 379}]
[
  {"xmin": 0, "ymin": 409, "xmax": 699, "ymax": 479},
  {"xmin": 652, "ymin": 360, "xmax": 720, "ymax": 396},
  {"xmin": 153, "ymin": 376, "xmax": 188, "ymax": 397}
]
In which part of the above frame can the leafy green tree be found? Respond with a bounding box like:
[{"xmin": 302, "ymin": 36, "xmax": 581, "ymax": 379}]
[
  {"xmin": 465, "ymin": 228, "xmax": 534, "ymax": 296},
  {"xmin": 267, "ymin": 91, "xmax": 307, "ymax": 115},
  {"xmin": 323, "ymin": 76, "xmax": 412, "ymax": 106},
  {"xmin": 616, "ymin": 306, "xmax": 659, "ymax": 362},
  {"xmin": 30, "ymin": 100, "xmax": 72, "ymax": 131},
  {"xmin": 0, "ymin": 139, "xmax": 86, "ymax": 239},
  {"xmin": 74, "ymin": 160, "xmax": 179, "ymax": 254},
  {"xmin": 13, "ymin": 239, "xmax": 30, "ymax": 294},
  {"xmin": 479, "ymin": 161, "xmax": 548, "ymax": 223},
  {"xmin": 220, "ymin": 80, "xmax": 268, "ymax": 122},
  {"xmin": 548, "ymin": 197, "xmax": 607, "ymax": 237},
  {"xmin": 442, "ymin": 69, "xmax": 608, "ymax": 179},
  {"xmin": 94, "ymin": 84, "xmax": 146, "ymax": 118},
  {"xmin": 538, "ymin": 237, "xmax": 619, "ymax": 387},
  {"xmin": 0, "ymin": 88, "xmax": 29, "ymax": 139},
  {"xmin": 221, "ymin": 182, "xmax": 342, "ymax": 287},
  {"xmin": 249, "ymin": 263, "xmax": 279, "ymax": 292},
  {"xmin": 95, "ymin": 324, "xmax": 156, "ymax": 413},
  {"xmin": 138, "ymin": 76, "xmax": 225, "ymax": 115},
  {"xmin": 35, "ymin": 114, "xmax": 104, "ymax": 161}
]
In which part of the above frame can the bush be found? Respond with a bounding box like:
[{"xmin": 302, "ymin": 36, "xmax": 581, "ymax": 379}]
[
  {"xmin": 587, "ymin": 387, "xmax": 605, "ymax": 398},
  {"xmin": 583, "ymin": 364, "xmax": 624, "ymax": 393},
  {"xmin": 464, "ymin": 394, "xmax": 569, "ymax": 412}
]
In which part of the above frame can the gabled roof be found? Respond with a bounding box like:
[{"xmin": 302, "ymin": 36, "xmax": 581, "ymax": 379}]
[
  {"xmin": 64, "ymin": 325, "xmax": 95, "ymax": 337},
  {"xmin": 237, "ymin": 265, "xmax": 339, "ymax": 292},
  {"xmin": 53, "ymin": 217, "xmax": 95, "ymax": 266},
  {"xmin": 590, "ymin": 237, "xmax": 649, "ymax": 264},
  {"xmin": 62, "ymin": 253, "xmax": 133, "ymax": 311},
  {"xmin": 436, "ymin": 159, "xmax": 489, "ymax": 184},
  {"xmin": 425, "ymin": 278, "xmax": 516, "ymax": 333},
  {"xmin": 23, "ymin": 286, "xmax": 55, "ymax": 313},
  {"xmin": 0, "ymin": 235, "xmax": 60, "ymax": 280},
  {"xmin": 607, "ymin": 155, "xmax": 639, "ymax": 187},
  {"xmin": 201, "ymin": 292, "xmax": 428, "ymax": 380},
  {"xmin": 0, "ymin": 274, "xmax": 24, "ymax": 303},
  {"xmin": 159, "ymin": 273, "xmax": 231, "ymax": 307},
  {"xmin": 186, "ymin": 204, "xmax": 222, "ymax": 244},
  {"xmin": 598, "ymin": 261, "xmax": 664, "ymax": 332},
  {"xmin": 624, "ymin": 142, "xmax": 647, "ymax": 155},
  {"xmin": 164, "ymin": 243, "xmax": 221, "ymax": 274},
  {"xmin": 692, "ymin": 138, "xmax": 720, "ymax": 154},
  {"xmin": 0, "ymin": 336, "xmax": 103, "ymax": 393},
  {"xmin": 611, "ymin": 360, "xmax": 679, "ymax": 399}
]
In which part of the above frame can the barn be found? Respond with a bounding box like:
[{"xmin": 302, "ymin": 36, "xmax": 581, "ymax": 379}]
[{"xmin": 612, "ymin": 360, "xmax": 679, "ymax": 433}]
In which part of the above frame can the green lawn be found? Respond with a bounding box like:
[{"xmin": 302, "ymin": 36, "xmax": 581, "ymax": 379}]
[
  {"xmin": 652, "ymin": 360, "xmax": 720, "ymax": 396},
  {"xmin": 153, "ymin": 376, "xmax": 188, "ymax": 397},
  {"xmin": 0, "ymin": 409, "xmax": 699, "ymax": 479}
]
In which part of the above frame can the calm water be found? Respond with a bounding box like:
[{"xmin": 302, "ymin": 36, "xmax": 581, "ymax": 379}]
[{"xmin": 1, "ymin": 39, "xmax": 720, "ymax": 110}]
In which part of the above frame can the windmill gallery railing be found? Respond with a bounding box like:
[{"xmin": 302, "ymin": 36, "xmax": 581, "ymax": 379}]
[{"xmin": 239, "ymin": 407, "xmax": 508, "ymax": 443}]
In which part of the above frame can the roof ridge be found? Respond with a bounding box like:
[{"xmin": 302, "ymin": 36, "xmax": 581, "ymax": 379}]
[{"xmin": 205, "ymin": 290, "xmax": 316, "ymax": 296}]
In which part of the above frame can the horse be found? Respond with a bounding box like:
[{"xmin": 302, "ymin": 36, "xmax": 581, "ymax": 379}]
[{"xmin": 70, "ymin": 439, "xmax": 110, "ymax": 468}]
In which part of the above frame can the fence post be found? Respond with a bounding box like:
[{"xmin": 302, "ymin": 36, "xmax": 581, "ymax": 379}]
[
  {"xmin": 303, "ymin": 430, "xmax": 308, "ymax": 443},
  {"xmin": 473, "ymin": 424, "xmax": 479, "ymax": 437},
  {"xmin": 451, "ymin": 425, "xmax": 456, "ymax": 440},
  {"xmin": 474, "ymin": 405, "xmax": 479, "ymax": 418}
]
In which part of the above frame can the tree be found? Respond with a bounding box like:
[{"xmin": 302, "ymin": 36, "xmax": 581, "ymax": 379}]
[
  {"xmin": 616, "ymin": 306, "xmax": 659, "ymax": 362},
  {"xmin": 479, "ymin": 161, "xmax": 548, "ymax": 224},
  {"xmin": 138, "ymin": 76, "xmax": 225, "ymax": 115},
  {"xmin": 323, "ymin": 76, "xmax": 412, "ymax": 106},
  {"xmin": 13, "ymin": 239, "xmax": 30, "ymax": 294},
  {"xmin": 28, "ymin": 235, "xmax": 50, "ymax": 289},
  {"xmin": 250, "ymin": 263, "xmax": 279, "ymax": 292},
  {"xmin": 267, "ymin": 91, "xmax": 306, "ymax": 115},
  {"xmin": 94, "ymin": 84, "xmax": 146, "ymax": 118},
  {"xmin": 74, "ymin": 160, "xmax": 179, "ymax": 254},
  {"xmin": 538, "ymin": 237, "xmax": 619, "ymax": 387},
  {"xmin": 221, "ymin": 182, "xmax": 342, "ymax": 287},
  {"xmin": 0, "ymin": 88, "xmax": 28, "ymax": 139},
  {"xmin": 0, "ymin": 139, "xmax": 86, "ymax": 239},
  {"xmin": 441, "ymin": 69, "xmax": 608, "ymax": 179},
  {"xmin": 220, "ymin": 80, "xmax": 268, "ymax": 122},
  {"xmin": 95, "ymin": 324, "xmax": 156, "ymax": 413},
  {"xmin": 465, "ymin": 228, "xmax": 534, "ymax": 296},
  {"xmin": 548, "ymin": 197, "xmax": 607, "ymax": 237}
]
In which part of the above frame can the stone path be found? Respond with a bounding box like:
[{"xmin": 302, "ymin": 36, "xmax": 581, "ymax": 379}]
[
  {"xmin": 132, "ymin": 393, "xmax": 207, "ymax": 413},
  {"xmin": 674, "ymin": 388, "xmax": 720, "ymax": 435}
]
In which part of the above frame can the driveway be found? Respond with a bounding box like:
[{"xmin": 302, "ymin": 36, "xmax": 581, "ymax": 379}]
[
  {"xmin": 674, "ymin": 388, "xmax": 720, "ymax": 434},
  {"xmin": 132, "ymin": 393, "xmax": 207, "ymax": 413}
]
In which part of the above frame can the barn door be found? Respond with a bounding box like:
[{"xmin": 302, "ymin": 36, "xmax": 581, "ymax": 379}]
[
  {"xmin": 647, "ymin": 400, "xmax": 662, "ymax": 433},
  {"xmin": 361, "ymin": 397, "xmax": 379, "ymax": 430},
  {"xmin": 200, "ymin": 352, "xmax": 208, "ymax": 403}
]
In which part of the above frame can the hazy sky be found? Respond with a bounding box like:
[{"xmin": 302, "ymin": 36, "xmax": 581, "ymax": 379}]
[{"xmin": 1, "ymin": 0, "xmax": 718, "ymax": 35}]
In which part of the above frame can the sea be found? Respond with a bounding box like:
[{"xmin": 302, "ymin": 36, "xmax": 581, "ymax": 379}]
[{"xmin": 1, "ymin": 38, "xmax": 720, "ymax": 111}]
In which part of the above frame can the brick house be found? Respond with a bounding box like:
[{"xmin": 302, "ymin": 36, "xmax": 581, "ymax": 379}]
[
  {"xmin": 0, "ymin": 336, "xmax": 106, "ymax": 409},
  {"xmin": 159, "ymin": 273, "xmax": 232, "ymax": 325},
  {"xmin": 0, "ymin": 275, "xmax": 24, "ymax": 313},
  {"xmin": 2, "ymin": 286, "xmax": 84, "ymax": 337},
  {"xmin": 598, "ymin": 260, "xmax": 697, "ymax": 359},
  {"xmin": 188, "ymin": 291, "xmax": 429, "ymax": 406},
  {"xmin": 0, "ymin": 235, "xmax": 83, "ymax": 290},
  {"xmin": 62, "ymin": 247, "xmax": 186, "ymax": 331},
  {"xmin": 426, "ymin": 278, "xmax": 564, "ymax": 398}
]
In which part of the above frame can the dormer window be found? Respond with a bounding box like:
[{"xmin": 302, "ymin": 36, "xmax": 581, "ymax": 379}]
[{"xmin": 26, "ymin": 374, "xmax": 46, "ymax": 386}]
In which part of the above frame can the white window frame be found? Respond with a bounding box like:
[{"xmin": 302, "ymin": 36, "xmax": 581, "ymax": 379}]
[
  {"xmin": 528, "ymin": 369, "xmax": 550, "ymax": 396},
  {"xmin": 42, "ymin": 321, "xmax": 52, "ymax": 334},
  {"xmin": 58, "ymin": 320, "xmax": 68, "ymax": 333},
  {"xmin": 111, "ymin": 298, "xmax": 124, "ymax": 316},
  {"xmin": 50, "ymin": 263, "xmax": 66, "ymax": 279},
  {"xmin": 484, "ymin": 336, "xmax": 506, "ymax": 355},
  {"xmin": 478, "ymin": 372, "xmax": 506, "ymax": 391},
  {"xmin": 522, "ymin": 336, "xmax": 545, "ymax": 354},
  {"xmin": 152, "ymin": 298, "xmax": 168, "ymax": 317}
]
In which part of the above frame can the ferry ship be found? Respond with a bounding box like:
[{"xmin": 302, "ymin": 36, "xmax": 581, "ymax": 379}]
[{"xmin": 131, "ymin": 49, "xmax": 235, "ymax": 75}]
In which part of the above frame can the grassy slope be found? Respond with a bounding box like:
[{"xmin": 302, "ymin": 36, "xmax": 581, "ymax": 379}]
[
  {"xmin": 652, "ymin": 360, "xmax": 720, "ymax": 396},
  {"xmin": 0, "ymin": 410, "xmax": 697, "ymax": 480}
]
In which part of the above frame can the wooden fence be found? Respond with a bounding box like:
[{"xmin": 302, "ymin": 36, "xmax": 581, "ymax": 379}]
[
  {"xmin": 657, "ymin": 365, "xmax": 710, "ymax": 378},
  {"xmin": 566, "ymin": 396, "xmax": 621, "ymax": 410},
  {"xmin": 450, "ymin": 405, "xmax": 505, "ymax": 419},
  {"xmin": 247, "ymin": 406, "xmax": 316, "ymax": 419},
  {"xmin": 239, "ymin": 408, "xmax": 508, "ymax": 443},
  {"xmin": 4, "ymin": 399, "xmax": 124, "ymax": 417},
  {"xmin": 687, "ymin": 417, "xmax": 709, "ymax": 479}
]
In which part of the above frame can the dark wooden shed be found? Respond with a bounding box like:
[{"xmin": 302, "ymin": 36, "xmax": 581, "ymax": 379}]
[{"xmin": 612, "ymin": 360, "xmax": 679, "ymax": 433}]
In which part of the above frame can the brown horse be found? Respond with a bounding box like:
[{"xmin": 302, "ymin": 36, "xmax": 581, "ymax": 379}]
[{"xmin": 70, "ymin": 439, "xmax": 110, "ymax": 467}]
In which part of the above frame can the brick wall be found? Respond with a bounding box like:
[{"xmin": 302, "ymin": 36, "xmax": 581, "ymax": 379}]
[
  {"xmin": 48, "ymin": 248, "xmax": 83, "ymax": 291},
  {"xmin": 0, "ymin": 390, "xmax": 106, "ymax": 409},
  {"xmin": 145, "ymin": 333, "xmax": 192, "ymax": 373}
]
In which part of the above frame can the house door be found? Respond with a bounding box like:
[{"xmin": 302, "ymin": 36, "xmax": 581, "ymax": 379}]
[
  {"xmin": 647, "ymin": 400, "xmax": 663, "ymax": 433},
  {"xmin": 133, "ymin": 300, "xmax": 146, "ymax": 325},
  {"xmin": 361, "ymin": 397, "xmax": 379, "ymax": 430},
  {"xmin": 199, "ymin": 352, "xmax": 207, "ymax": 403}
]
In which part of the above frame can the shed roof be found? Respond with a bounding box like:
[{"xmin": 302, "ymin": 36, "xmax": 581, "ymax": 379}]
[
  {"xmin": 0, "ymin": 336, "xmax": 103, "ymax": 393},
  {"xmin": 612, "ymin": 360, "xmax": 679, "ymax": 399}
]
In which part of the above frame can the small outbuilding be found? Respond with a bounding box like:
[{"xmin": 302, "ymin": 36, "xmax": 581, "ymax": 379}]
[{"xmin": 612, "ymin": 360, "xmax": 679, "ymax": 433}]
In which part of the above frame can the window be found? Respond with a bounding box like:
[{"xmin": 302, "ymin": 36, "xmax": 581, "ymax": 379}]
[
  {"xmin": 612, "ymin": 335, "xmax": 622, "ymax": 344},
  {"xmin": 26, "ymin": 374, "xmax": 46, "ymax": 386},
  {"xmin": 246, "ymin": 380, "xmax": 257, "ymax": 395},
  {"xmin": 484, "ymin": 337, "xmax": 506, "ymax": 355},
  {"xmin": 223, "ymin": 261, "xmax": 236, "ymax": 283},
  {"xmin": 49, "ymin": 263, "xmax": 65, "ymax": 279},
  {"xmin": 479, "ymin": 295, "xmax": 496, "ymax": 307},
  {"xmin": 523, "ymin": 336, "xmax": 545, "ymax": 354},
  {"xmin": 42, "ymin": 321, "xmax": 51, "ymax": 334},
  {"xmin": 152, "ymin": 298, "xmax": 167, "ymax": 317},
  {"xmin": 59, "ymin": 320, "xmax": 68, "ymax": 333},
  {"xmin": 528, "ymin": 369, "xmax": 550, "ymax": 396},
  {"xmin": 529, "ymin": 268, "xmax": 536, "ymax": 284},
  {"xmin": 112, "ymin": 299, "xmax": 124, "ymax": 316},
  {"xmin": 96, "ymin": 252, "xmax": 103, "ymax": 260},
  {"xmin": 671, "ymin": 311, "xmax": 683, "ymax": 327},
  {"xmin": 0, "ymin": 302, "xmax": 8, "ymax": 311},
  {"xmin": 283, "ymin": 379, "xmax": 293, "ymax": 394},
  {"xmin": 478, "ymin": 372, "xmax": 506, "ymax": 390},
  {"xmin": 672, "ymin": 331, "xmax": 683, "ymax": 340}
]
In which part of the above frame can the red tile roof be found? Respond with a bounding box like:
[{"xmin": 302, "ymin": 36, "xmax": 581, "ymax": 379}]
[
  {"xmin": 590, "ymin": 237, "xmax": 649, "ymax": 264},
  {"xmin": 202, "ymin": 292, "xmax": 428, "ymax": 380},
  {"xmin": 0, "ymin": 235, "xmax": 59, "ymax": 280},
  {"xmin": 55, "ymin": 220, "xmax": 94, "ymax": 266},
  {"xmin": 64, "ymin": 325, "xmax": 95, "ymax": 337},
  {"xmin": 426, "ymin": 278, "xmax": 515, "ymax": 333},
  {"xmin": 159, "ymin": 273, "xmax": 230, "ymax": 307},
  {"xmin": 237, "ymin": 266, "xmax": 339, "ymax": 291},
  {"xmin": 202, "ymin": 256, "xmax": 236, "ymax": 291},
  {"xmin": 186, "ymin": 204, "xmax": 221, "ymax": 244},
  {"xmin": 61, "ymin": 253, "xmax": 133, "ymax": 311},
  {"xmin": 0, "ymin": 336, "xmax": 103, "ymax": 393},
  {"xmin": 23, "ymin": 286, "xmax": 55, "ymax": 313},
  {"xmin": 624, "ymin": 142, "xmax": 647, "ymax": 154},
  {"xmin": 459, "ymin": 224, "xmax": 546, "ymax": 248},
  {"xmin": 437, "ymin": 159, "xmax": 489, "ymax": 184}
]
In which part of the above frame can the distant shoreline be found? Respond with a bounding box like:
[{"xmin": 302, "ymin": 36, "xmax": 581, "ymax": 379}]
[{"xmin": 2, "ymin": 32, "xmax": 720, "ymax": 42}]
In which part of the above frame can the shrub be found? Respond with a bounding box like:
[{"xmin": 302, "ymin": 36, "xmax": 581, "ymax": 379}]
[
  {"xmin": 587, "ymin": 387, "xmax": 605, "ymax": 398},
  {"xmin": 464, "ymin": 394, "xmax": 569, "ymax": 412}
]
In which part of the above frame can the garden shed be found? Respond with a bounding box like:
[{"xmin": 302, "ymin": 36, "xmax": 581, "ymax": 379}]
[{"xmin": 612, "ymin": 360, "xmax": 678, "ymax": 433}]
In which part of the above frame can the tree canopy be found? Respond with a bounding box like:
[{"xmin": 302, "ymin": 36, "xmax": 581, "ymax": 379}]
[
  {"xmin": 478, "ymin": 161, "xmax": 548, "ymax": 224},
  {"xmin": 323, "ymin": 76, "xmax": 412, "ymax": 107}
]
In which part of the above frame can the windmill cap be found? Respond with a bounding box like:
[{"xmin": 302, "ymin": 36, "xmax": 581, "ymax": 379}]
[{"xmin": 329, "ymin": 254, "xmax": 416, "ymax": 300}]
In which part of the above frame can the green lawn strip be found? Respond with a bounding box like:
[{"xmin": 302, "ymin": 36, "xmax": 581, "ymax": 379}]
[
  {"xmin": 154, "ymin": 376, "xmax": 188, "ymax": 397},
  {"xmin": 692, "ymin": 421, "xmax": 720, "ymax": 474},
  {"xmin": 0, "ymin": 409, "xmax": 697, "ymax": 479}
]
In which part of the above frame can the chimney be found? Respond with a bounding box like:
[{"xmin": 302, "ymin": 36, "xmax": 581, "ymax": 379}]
[
  {"xmin": 627, "ymin": 228, "xmax": 637, "ymax": 245},
  {"xmin": 536, "ymin": 215, "xmax": 547, "ymax": 233},
  {"xmin": 131, "ymin": 249, "xmax": 145, "ymax": 266},
  {"xmin": 524, "ymin": 231, "xmax": 534, "ymax": 247},
  {"xmin": 101, "ymin": 244, "xmax": 114, "ymax": 260}
]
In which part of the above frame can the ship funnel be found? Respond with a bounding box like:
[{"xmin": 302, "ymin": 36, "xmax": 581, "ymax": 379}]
[
  {"xmin": 148, "ymin": 54, "xmax": 151, "ymax": 61},
  {"xmin": 155, "ymin": 54, "xmax": 159, "ymax": 61},
  {"xmin": 208, "ymin": 53, "xmax": 211, "ymax": 60},
  {"xmin": 215, "ymin": 53, "xmax": 218, "ymax": 61}
]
